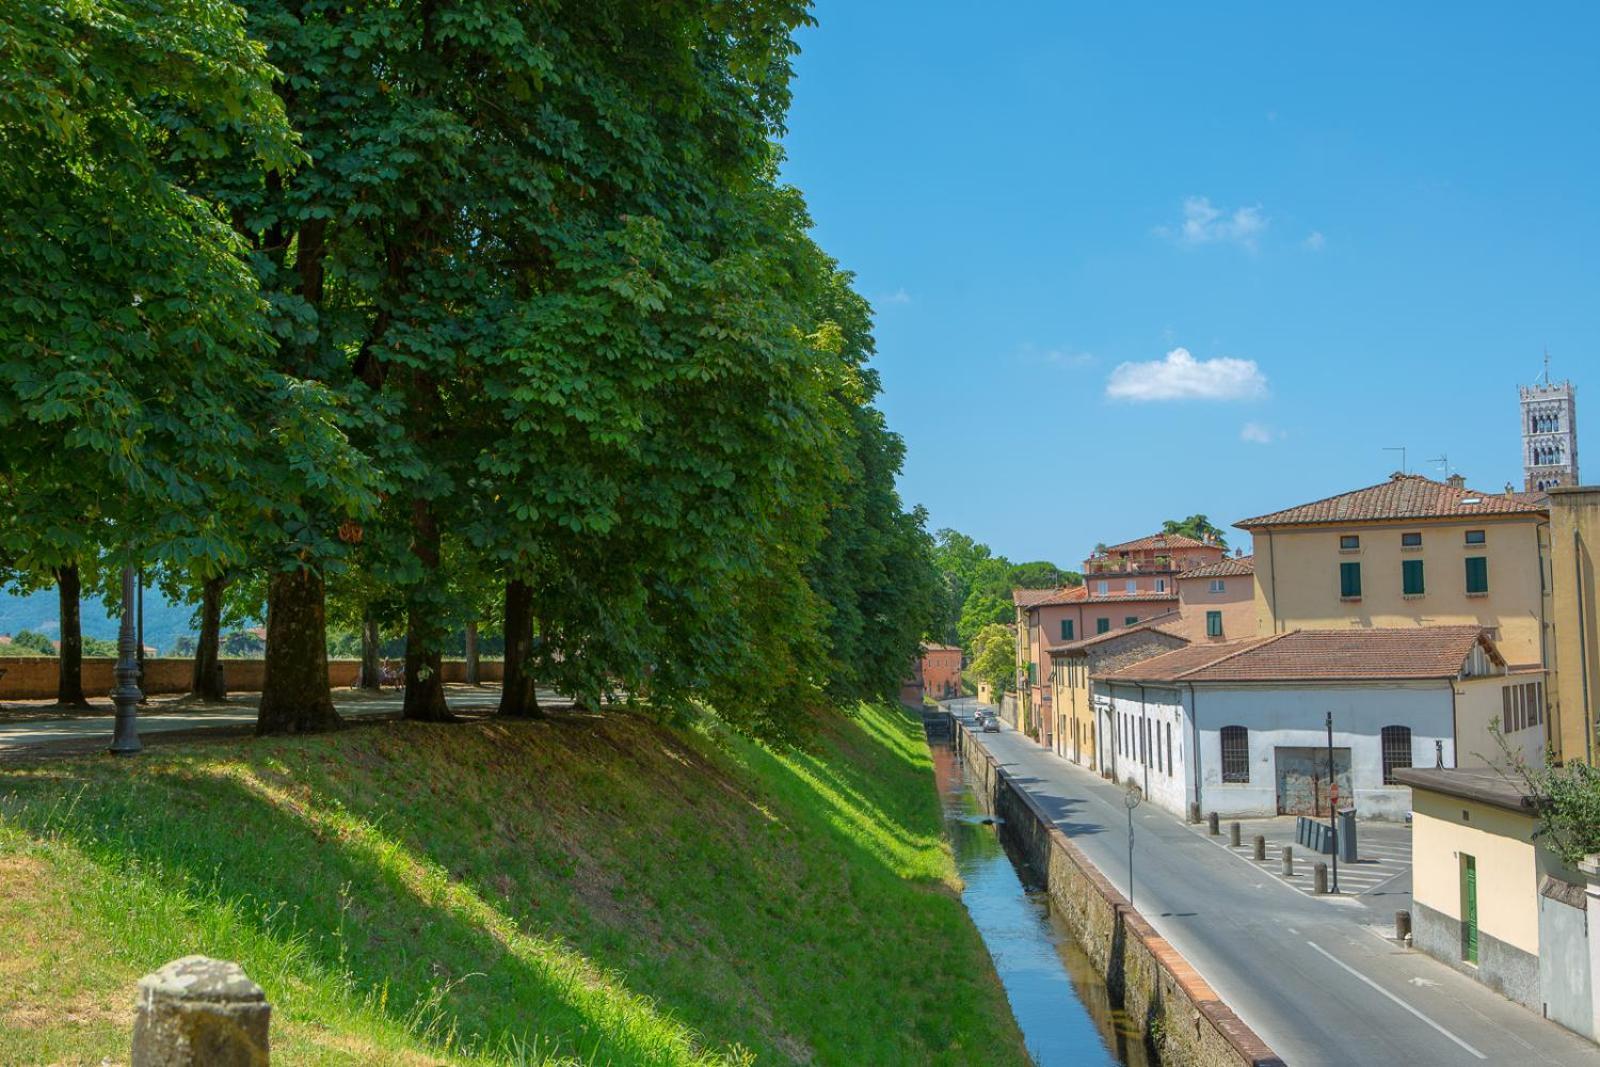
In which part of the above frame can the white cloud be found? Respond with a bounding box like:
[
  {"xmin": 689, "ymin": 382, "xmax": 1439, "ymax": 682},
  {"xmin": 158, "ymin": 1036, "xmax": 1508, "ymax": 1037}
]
[
  {"xmin": 879, "ymin": 287, "xmax": 912, "ymax": 306},
  {"xmin": 1240, "ymin": 421, "xmax": 1279, "ymax": 444},
  {"xmin": 1105, "ymin": 347, "xmax": 1268, "ymax": 403},
  {"xmin": 1017, "ymin": 342, "xmax": 1093, "ymax": 368},
  {"xmin": 1304, "ymin": 231, "xmax": 1326, "ymax": 252},
  {"xmin": 1158, "ymin": 196, "xmax": 1268, "ymax": 249}
]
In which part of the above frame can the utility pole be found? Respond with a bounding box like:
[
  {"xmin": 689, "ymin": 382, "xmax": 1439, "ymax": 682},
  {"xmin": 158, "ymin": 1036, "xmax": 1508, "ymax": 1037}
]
[
  {"xmin": 1326, "ymin": 711, "xmax": 1339, "ymax": 893},
  {"xmin": 1124, "ymin": 786, "xmax": 1142, "ymax": 910}
]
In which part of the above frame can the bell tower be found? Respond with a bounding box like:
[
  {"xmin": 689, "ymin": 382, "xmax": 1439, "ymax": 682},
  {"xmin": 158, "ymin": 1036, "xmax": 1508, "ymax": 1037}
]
[{"xmin": 1520, "ymin": 353, "xmax": 1579, "ymax": 492}]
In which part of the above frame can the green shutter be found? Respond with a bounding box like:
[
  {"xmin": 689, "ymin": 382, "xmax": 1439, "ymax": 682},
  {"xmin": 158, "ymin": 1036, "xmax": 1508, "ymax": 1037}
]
[
  {"xmin": 1465, "ymin": 556, "xmax": 1488, "ymax": 594},
  {"xmin": 1096, "ymin": 618, "xmax": 1110, "ymax": 634},
  {"xmin": 1207, "ymin": 610, "xmax": 1222, "ymax": 637},
  {"xmin": 1340, "ymin": 561, "xmax": 1362, "ymax": 598},
  {"xmin": 1061, "ymin": 619, "xmax": 1074, "ymax": 640},
  {"xmin": 1403, "ymin": 559, "xmax": 1425, "ymax": 595}
]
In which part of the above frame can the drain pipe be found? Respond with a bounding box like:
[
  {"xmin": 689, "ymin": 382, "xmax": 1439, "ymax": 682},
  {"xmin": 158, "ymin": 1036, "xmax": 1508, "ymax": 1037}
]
[
  {"xmin": 1577, "ymin": 527, "xmax": 1594, "ymax": 766},
  {"xmin": 1137, "ymin": 683, "xmax": 1150, "ymax": 796},
  {"xmin": 1188, "ymin": 681, "xmax": 1202, "ymax": 817}
]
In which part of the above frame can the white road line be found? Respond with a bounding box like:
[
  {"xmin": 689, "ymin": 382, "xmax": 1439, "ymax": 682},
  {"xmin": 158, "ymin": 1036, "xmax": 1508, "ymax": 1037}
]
[{"xmin": 1306, "ymin": 941, "xmax": 1486, "ymax": 1059}]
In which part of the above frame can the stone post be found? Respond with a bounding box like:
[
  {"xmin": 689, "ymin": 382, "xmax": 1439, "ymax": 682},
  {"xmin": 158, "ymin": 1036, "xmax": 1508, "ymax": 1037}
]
[
  {"xmin": 1208, "ymin": 811, "xmax": 1220, "ymax": 836},
  {"xmin": 1314, "ymin": 862, "xmax": 1328, "ymax": 895},
  {"xmin": 133, "ymin": 956, "xmax": 270, "ymax": 1066},
  {"xmin": 1253, "ymin": 834, "xmax": 1266, "ymax": 861},
  {"xmin": 1281, "ymin": 846, "xmax": 1293, "ymax": 876},
  {"xmin": 1395, "ymin": 910, "xmax": 1412, "ymax": 942},
  {"xmin": 1229, "ymin": 821, "xmax": 1241, "ymax": 847}
]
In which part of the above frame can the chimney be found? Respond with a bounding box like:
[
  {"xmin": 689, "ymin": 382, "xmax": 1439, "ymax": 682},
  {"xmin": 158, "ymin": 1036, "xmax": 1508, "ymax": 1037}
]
[
  {"xmin": 1446, "ymin": 473, "xmax": 1466, "ymax": 489},
  {"xmin": 1505, "ymin": 482, "xmax": 1515, "ymax": 495}
]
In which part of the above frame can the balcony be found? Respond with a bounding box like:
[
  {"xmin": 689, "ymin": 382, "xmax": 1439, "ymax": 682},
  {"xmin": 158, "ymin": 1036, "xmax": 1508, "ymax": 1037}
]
[{"xmin": 1082, "ymin": 555, "xmax": 1178, "ymax": 576}]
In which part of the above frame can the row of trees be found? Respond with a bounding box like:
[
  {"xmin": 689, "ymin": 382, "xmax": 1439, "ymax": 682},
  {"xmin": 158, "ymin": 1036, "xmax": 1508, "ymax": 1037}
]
[
  {"xmin": 929, "ymin": 529, "xmax": 1077, "ymax": 651},
  {"xmin": 1, "ymin": 0, "xmax": 939, "ymax": 738}
]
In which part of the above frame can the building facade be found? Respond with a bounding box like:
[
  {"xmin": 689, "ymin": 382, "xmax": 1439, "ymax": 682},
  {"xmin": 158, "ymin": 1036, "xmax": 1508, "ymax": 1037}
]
[
  {"xmin": 901, "ymin": 642, "xmax": 963, "ymax": 705},
  {"xmin": 1522, "ymin": 370, "xmax": 1580, "ymax": 492},
  {"xmin": 1550, "ymin": 485, "xmax": 1600, "ymax": 765},
  {"xmin": 1173, "ymin": 555, "xmax": 1256, "ymax": 642},
  {"xmin": 1047, "ymin": 617, "xmax": 1189, "ymax": 768}
]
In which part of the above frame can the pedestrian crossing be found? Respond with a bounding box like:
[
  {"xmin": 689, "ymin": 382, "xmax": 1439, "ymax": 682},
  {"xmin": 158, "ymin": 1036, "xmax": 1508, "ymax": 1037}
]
[{"xmin": 1201, "ymin": 815, "xmax": 1413, "ymax": 903}]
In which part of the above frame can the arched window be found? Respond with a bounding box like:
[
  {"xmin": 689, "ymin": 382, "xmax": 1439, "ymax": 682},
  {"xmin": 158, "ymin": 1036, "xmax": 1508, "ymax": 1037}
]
[
  {"xmin": 1220, "ymin": 725, "xmax": 1249, "ymax": 783},
  {"xmin": 1381, "ymin": 725, "xmax": 1412, "ymax": 784}
]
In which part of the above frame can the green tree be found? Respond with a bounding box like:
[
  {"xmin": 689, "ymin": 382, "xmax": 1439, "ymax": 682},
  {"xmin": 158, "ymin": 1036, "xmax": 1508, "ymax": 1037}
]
[
  {"xmin": 967, "ymin": 623, "xmax": 1016, "ymax": 696},
  {"xmin": 1162, "ymin": 514, "xmax": 1228, "ymax": 549}
]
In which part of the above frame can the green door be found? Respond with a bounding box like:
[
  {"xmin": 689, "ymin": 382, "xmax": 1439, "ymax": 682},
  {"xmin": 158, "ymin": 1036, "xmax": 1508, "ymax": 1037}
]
[{"xmin": 1461, "ymin": 855, "xmax": 1478, "ymax": 964}]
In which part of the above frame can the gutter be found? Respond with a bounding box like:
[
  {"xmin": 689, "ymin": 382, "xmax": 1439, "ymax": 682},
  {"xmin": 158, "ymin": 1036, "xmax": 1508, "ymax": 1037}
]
[
  {"xmin": 1136, "ymin": 682, "xmax": 1150, "ymax": 796},
  {"xmin": 1535, "ymin": 518, "xmax": 1554, "ymax": 756},
  {"xmin": 1266, "ymin": 527, "xmax": 1281, "ymax": 632},
  {"xmin": 1577, "ymin": 527, "xmax": 1594, "ymax": 766}
]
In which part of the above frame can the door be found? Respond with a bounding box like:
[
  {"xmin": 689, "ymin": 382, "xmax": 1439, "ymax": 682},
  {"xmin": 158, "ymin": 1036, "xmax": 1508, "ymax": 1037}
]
[
  {"xmin": 1461, "ymin": 855, "xmax": 1478, "ymax": 964},
  {"xmin": 1274, "ymin": 746, "xmax": 1353, "ymax": 815}
]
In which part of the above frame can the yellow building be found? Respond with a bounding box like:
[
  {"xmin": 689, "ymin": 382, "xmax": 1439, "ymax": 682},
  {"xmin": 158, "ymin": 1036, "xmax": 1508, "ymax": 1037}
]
[
  {"xmin": 1549, "ymin": 485, "xmax": 1600, "ymax": 765},
  {"xmin": 1047, "ymin": 615, "xmax": 1188, "ymax": 771},
  {"xmin": 1237, "ymin": 473, "xmax": 1554, "ymax": 758},
  {"xmin": 1397, "ymin": 768, "xmax": 1597, "ymax": 1042}
]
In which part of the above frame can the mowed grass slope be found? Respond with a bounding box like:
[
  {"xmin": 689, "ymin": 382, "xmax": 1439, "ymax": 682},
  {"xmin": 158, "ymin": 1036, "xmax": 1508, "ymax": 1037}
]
[{"xmin": 0, "ymin": 702, "xmax": 1027, "ymax": 1066}]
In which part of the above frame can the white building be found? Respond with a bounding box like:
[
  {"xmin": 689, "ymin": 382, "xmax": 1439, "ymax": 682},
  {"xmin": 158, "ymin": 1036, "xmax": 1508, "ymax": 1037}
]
[{"xmin": 1091, "ymin": 626, "xmax": 1533, "ymax": 821}]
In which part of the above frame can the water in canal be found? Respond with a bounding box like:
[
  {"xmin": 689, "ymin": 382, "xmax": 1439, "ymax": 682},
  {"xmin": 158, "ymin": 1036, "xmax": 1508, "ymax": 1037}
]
[{"xmin": 931, "ymin": 739, "xmax": 1149, "ymax": 1067}]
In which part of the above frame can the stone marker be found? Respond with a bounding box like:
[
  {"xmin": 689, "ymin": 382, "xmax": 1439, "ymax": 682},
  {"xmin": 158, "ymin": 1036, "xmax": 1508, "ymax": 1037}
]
[
  {"xmin": 1253, "ymin": 834, "xmax": 1266, "ymax": 861},
  {"xmin": 1281, "ymin": 845, "xmax": 1293, "ymax": 876},
  {"xmin": 1207, "ymin": 811, "xmax": 1220, "ymax": 836},
  {"xmin": 133, "ymin": 956, "xmax": 270, "ymax": 1066},
  {"xmin": 1395, "ymin": 910, "xmax": 1412, "ymax": 941},
  {"xmin": 1188, "ymin": 801, "xmax": 1200, "ymax": 824},
  {"xmin": 1229, "ymin": 821, "xmax": 1241, "ymax": 848},
  {"xmin": 1314, "ymin": 862, "xmax": 1328, "ymax": 895}
]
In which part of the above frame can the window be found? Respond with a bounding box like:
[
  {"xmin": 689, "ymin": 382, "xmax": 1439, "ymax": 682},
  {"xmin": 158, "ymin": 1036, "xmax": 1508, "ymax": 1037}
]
[
  {"xmin": 1339, "ymin": 561, "xmax": 1362, "ymax": 598},
  {"xmin": 1096, "ymin": 618, "xmax": 1111, "ymax": 634},
  {"xmin": 1465, "ymin": 529, "xmax": 1486, "ymax": 545},
  {"xmin": 1027, "ymin": 662, "xmax": 1036, "ymax": 684},
  {"xmin": 1206, "ymin": 610, "xmax": 1223, "ymax": 637},
  {"xmin": 1402, "ymin": 559, "xmax": 1425, "ymax": 596},
  {"xmin": 1381, "ymin": 725, "xmax": 1412, "ymax": 785},
  {"xmin": 1125, "ymin": 579, "xmax": 1137, "ymax": 594},
  {"xmin": 1154, "ymin": 578, "xmax": 1167, "ymax": 593},
  {"xmin": 1166, "ymin": 722, "xmax": 1174, "ymax": 776},
  {"xmin": 1220, "ymin": 726, "xmax": 1249, "ymax": 783},
  {"xmin": 1124, "ymin": 615, "xmax": 1139, "ymax": 626},
  {"xmin": 1209, "ymin": 578, "xmax": 1226, "ymax": 593},
  {"xmin": 1401, "ymin": 532, "xmax": 1423, "ymax": 548},
  {"xmin": 1139, "ymin": 718, "xmax": 1146, "ymax": 762},
  {"xmin": 1502, "ymin": 682, "xmax": 1545, "ymax": 732},
  {"xmin": 1060, "ymin": 619, "xmax": 1074, "ymax": 641},
  {"xmin": 1340, "ymin": 534, "xmax": 1360, "ymax": 551},
  {"xmin": 1465, "ymin": 556, "xmax": 1489, "ymax": 594}
]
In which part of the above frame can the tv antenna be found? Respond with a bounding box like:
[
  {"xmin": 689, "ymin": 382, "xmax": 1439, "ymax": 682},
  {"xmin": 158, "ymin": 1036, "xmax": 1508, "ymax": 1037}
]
[
  {"xmin": 1427, "ymin": 453, "xmax": 1452, "ymax": 478},
  {"xmin": 1383, "ymin": 446, "xmax": 1407, "ymax": 474}
]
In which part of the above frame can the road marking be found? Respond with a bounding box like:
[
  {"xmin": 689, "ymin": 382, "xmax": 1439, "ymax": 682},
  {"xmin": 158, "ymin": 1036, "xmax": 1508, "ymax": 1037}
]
[{"xmin": 1305, "ymin": 941, "xmax": 1485, "ymax": 1059}]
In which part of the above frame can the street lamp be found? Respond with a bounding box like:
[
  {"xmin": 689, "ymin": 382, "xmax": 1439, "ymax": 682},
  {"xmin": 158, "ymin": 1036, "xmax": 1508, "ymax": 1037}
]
[
  {"xmin": 108, "ymin": 565, "xmax": 142, "ymax": 755},
  {"xmin": 1325, "ymin": 711, "xmax": 1339, "ymax": 893},
  {"xmin": 1124, "ymin": 785, "xmax": 1142, "ymax": 910}
]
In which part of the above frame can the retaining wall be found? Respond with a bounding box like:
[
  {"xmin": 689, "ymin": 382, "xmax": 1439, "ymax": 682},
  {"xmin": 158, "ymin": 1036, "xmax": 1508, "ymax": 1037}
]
[
  {"xmin": 953, "ymin": 715, "xmax": 1285, "ymax": 1067},
  {"xmin": 0, "ymin": 657, "xmax": 504, "ymax": 700}
]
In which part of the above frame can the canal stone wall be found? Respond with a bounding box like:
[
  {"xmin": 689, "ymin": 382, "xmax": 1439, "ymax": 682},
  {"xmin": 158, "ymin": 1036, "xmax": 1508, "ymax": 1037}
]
[{"xmin": 955, "ymin": 716, "xmax": 1285, "ymax": 1067}]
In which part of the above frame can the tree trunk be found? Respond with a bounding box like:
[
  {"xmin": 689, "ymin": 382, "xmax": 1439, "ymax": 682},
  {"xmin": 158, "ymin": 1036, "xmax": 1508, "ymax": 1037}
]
[
  {"xmin": 402, "ymin": 498, "xmax": 453, "ymax": 722},
  {"xmin": 190, "ymin": 574, "xmax": 227, "ymax": 702},
  {"xmin": 55, "ymin": 563, "xmax": 88, "ymax": 706},
  {"xmin": 357, "ymin": 614, "xmax": 381, "ymax": 690},
  {"xmin": 464, "ymin": 621, "xmax": 480, "ymax": 685},
  {"xmin": 498, "ymin": 579, "xmax": 542, "ymax": 718},
  {"xmin": 257, "ymin": 566, "xmax": 342, "ymax": 734}
]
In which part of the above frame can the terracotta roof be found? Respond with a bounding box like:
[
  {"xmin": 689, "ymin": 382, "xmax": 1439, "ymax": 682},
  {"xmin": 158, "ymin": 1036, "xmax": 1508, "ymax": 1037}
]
[
  {"xmin": 1082, "ymin": 591, "xmax": 1178, "ymax": 605},
  {"xmin": 1035, "ymin": 585, "xmax": 1091, "ymax": 607},
  {"xmin": 920, "ymin": 642, "xmax": 962, "ymax": 653},
  {"xmin": 1235, "ymin": 474, "xmax": 1548, "ymax": 529},
  {"xmin": 1101, "ymin": 532, "xmax": 1217, "ymax": 553},
  {"xmin": 1047, "ymin": 612, "xmax": 1188, "ymax": 655},
  {"xmin": 1096, "ymin": 626, "xmax": 1500, "ymax": 684},
  {"xmin": 1177, "ymin": 555, "xmax": 1255, "ymax": 580},
  {"xmin": 1012, "ymin": 587, "xmax": 1058, "ymax": 608}
]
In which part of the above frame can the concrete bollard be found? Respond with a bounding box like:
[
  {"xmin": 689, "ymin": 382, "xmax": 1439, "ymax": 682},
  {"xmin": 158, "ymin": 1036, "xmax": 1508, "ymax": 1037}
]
[
  {"xmin": 132, "ymin": 956, "xmax": 270, "ymax": 1066},
  {"xmin": 1188, "ymin": 801, "xmax": 1200, "ymax": 824},
  {"xmin": 1396, "ymin": 910, "xmax": 1412, "ymax": 941},
  {"xmin": 1208, "ymin": 811, "xmax": 1220, "ymax": 836},
  {"xmin": 1229, "ymin": 821, "xmax": 1241, "ymax": 848},
  {"xmin": 1253, "ymin": 834, "xmax": 1266, "ymax": 861},
  {"xmin": 1281, "ymin": 846, "xmax": 1293, "ymax": 876},
  {"xmin": 1314, "ymin": 862, "xmax": 1329, "ymax": 895}
]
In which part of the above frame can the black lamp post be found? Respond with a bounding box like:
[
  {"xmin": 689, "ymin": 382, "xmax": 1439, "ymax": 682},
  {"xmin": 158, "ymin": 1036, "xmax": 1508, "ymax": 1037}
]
[
  {"xmin": 1325, "ymin": 710, "xmax": 1339, "ymax": 893},
  {"xmin": 108, "ymin": 565, "xmax": 142, "ymax": 755}
]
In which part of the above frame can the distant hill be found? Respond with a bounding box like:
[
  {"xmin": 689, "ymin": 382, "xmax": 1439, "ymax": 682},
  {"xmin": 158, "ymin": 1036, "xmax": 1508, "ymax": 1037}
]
[{"xmin": 0, "ymin": 587, "xmax": 206, "ymax": 655}]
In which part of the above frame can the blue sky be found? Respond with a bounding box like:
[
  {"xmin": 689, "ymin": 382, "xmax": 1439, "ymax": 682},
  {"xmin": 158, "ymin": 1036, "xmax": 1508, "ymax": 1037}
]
[{"xmin": 779, "ymin": 3, "xmax": 1599, "ymax": 564}]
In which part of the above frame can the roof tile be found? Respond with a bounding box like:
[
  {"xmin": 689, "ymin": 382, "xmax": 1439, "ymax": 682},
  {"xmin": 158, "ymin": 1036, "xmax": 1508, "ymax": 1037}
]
[
  {"xmin": 1234, "ymin": 474, "xmax": 1547, "ymax": 529},
  {"xmin": 1096, "ymin": 626, "xmax": 1499, "ymax": 683}
]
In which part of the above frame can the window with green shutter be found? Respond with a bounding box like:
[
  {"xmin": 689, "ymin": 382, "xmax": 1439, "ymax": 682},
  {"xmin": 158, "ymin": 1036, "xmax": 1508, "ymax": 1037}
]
[
  {"xmin": 1402, "ymin": 559, "xmax": 1425, "ymax": 596},
  {"xmin": 1096, "ymin": 618, "xmax": 1111, "ymax": 634},
  {"xmin": 1339, "ymin": 561, "xmax": 1362, "ymax": 598},
  {"xmin": 1124, "ymin": 616, "xmax": 1138, "ymax": 626},
  {"xmin": 1465, "ymin": 556, "xmax": 1488, "ymax": 594},
  {"xmin": 1206, "ymin": 610, "xmax": 1223, "ymax": 637},
  {"xmin": 1060, "ymin": 619, "xmax": 1074, "ymax": 641}
]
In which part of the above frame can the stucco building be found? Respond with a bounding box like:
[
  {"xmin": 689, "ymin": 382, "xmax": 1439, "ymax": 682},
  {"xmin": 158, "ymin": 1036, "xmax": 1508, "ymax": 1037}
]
[
  {"xmin": 1549, "ymin": 485, "xmax": 1600, "ymax": 765},
  {"xmin": 901, "ymin": 642, "xmax": 962, "ymax": 705}
]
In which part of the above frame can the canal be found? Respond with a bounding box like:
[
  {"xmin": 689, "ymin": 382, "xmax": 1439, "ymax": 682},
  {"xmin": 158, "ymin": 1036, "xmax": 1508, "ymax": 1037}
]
[{"xmin": 931, "ymin": 737, "xmax": 1150, "ymax": 1067}]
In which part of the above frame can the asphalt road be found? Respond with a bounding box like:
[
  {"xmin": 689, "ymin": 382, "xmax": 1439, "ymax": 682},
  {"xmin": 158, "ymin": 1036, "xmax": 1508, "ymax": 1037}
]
[{"xmin": 949, "ymin": 702, "xmax": 1600, "ymax": 1067}]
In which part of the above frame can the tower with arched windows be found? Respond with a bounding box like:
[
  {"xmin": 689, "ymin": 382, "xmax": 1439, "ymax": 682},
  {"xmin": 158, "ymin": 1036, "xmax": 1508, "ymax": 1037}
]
[{"xmin": 1520, "ymin": 360, "xmax": 1579, "ymax": 492}]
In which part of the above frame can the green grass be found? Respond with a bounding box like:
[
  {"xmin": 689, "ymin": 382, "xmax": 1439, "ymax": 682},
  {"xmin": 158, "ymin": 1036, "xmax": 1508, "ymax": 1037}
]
[{"xmin": 0, "ymin": 702, "xmax": 1027, "ymax": 1065}]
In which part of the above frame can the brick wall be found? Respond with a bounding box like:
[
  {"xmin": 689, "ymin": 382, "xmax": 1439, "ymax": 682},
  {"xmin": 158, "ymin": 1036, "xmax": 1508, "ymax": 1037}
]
[
  {"xmin": 954, "ymin": 716, "xmax": 1285, "ymax": 1067},
  {"xmin": 0, "ymin": 657, "xmax": 505, "ymax": 700}
]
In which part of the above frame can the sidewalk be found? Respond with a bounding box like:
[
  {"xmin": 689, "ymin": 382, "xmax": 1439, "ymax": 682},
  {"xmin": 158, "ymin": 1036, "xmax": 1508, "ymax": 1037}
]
[{"xmin": 945, "ymin": 700, "xmax": 1600, "ymax": 1067}]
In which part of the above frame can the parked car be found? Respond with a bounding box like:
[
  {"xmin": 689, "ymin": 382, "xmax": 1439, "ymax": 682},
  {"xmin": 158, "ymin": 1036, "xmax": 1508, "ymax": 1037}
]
[{"xmin": 976, "ymin": 710, "xmax": 1000, "ymax": 732}]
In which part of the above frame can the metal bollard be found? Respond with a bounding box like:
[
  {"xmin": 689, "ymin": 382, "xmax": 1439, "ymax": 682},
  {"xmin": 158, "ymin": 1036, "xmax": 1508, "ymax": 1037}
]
[
  {"xmin": 1314, "ymin": 862, "xmax": 1329, "ymax": 895},
  {"xmin": 132, "ymin": 956, "xmax": 270, "ymax": 1066},
  {"xmin": 1395, "ymin": 911, "xmax": 1412, "ymax": 941},
  {"xmin": 1229, "ymin": 821, "xmax": 1241, "ymax": 848},
  {"xmin": 1282, "ymin": 846, "xmax": 1293, "ymax": 876},
  {"xmin": 1208, "ymin": 811, "xmax": 1220, "ymax": 836},
  {"xmin": 1253, "ymin": 834, "xmax": 1266, "ymax": 861}
]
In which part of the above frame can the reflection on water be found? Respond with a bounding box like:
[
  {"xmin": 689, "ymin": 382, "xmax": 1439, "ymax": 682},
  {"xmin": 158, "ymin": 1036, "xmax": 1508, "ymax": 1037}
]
[{"xmin": 931, "ymin": 740, "xmax": 1150, "ymax": 1067}]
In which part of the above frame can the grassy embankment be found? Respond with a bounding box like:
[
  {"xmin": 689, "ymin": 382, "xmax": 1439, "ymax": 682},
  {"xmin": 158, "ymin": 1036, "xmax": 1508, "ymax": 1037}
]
[{"xmin": 0, "ymin": 701, "xmax": 1027, "ymax": 1065}]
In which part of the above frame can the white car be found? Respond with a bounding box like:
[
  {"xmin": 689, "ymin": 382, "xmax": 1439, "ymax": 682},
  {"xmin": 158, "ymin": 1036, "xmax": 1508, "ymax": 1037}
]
[{"xmin": 975, "ymin": 710, "xmax": 1001, "ymax": 732}]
